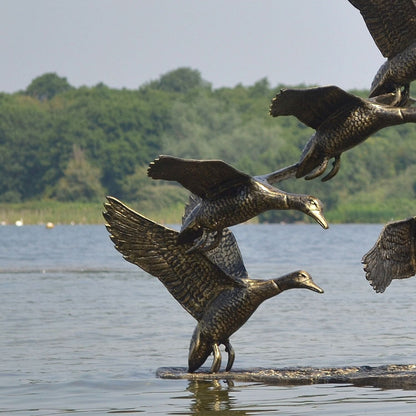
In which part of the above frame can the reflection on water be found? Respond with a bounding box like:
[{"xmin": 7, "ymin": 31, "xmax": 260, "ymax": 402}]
[
  {"xmin": 168, "ymin": 379, "xmax": 416, "ymax": 415},
  {"xmin": 187, "ymin": 380, "xmax": 240, "ymax": 414},
  {"xmin": 1, "ymin": 224, "xmax": 416, "ymax": 414}
]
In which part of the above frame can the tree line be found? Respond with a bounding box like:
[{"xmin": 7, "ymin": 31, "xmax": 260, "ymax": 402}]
[{"xmin": 1, "ymin": 68, "xmax": 416, "ymax": 223}]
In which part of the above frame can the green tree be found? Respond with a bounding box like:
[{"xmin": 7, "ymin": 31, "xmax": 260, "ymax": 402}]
[
  {"xmin": 149, "ymin": 67, "xmax": 210, "ymax": 93},
  {"xmin": 25, "ymin": 73, "xmax": 73, "ymax": 100},
  {"xmin": 51, "ymin": 144, "xmax": 105, "ymax": 202},
  {"xmin": 1, "ymin": 69, "xmax": 416, "ymax": 223}
]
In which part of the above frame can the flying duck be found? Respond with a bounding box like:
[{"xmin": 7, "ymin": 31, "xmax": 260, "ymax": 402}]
[
  {"xmin": 348, "ymin": 0, "xmax": 416, "ymax": 105},
  {"xmin": 362, "ymin": 217, "xmax": 416, "ymax": 293},
  {"xmin": 103, "ymin": 196, "xmax": 324, "ymax": 373},
  {"xmin": 147, "ymin": 155, "xmax": 328, "ymax": 251},
  {"xmin": 269, "ymin": 85, "xmax": 416, "ymax": 181}
]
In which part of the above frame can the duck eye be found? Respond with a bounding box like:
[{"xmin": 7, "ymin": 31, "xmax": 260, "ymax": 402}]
[{"xmin": 309, "ymin": 199, "xmax": 318, "ymax": 208}]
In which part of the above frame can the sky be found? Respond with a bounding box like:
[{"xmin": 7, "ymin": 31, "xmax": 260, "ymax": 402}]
[{"xmin": 0, "ymin": 0, "xmax": 385, "ymax": 93}]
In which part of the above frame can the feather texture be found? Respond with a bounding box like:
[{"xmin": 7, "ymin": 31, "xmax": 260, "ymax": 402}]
[{"xmin": 362, "ymin": 217, "xmax": 416, "ymax": 292}]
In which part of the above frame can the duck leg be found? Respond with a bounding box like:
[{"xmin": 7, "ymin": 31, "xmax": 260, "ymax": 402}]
[
  {"xmin": 399, "ymin": 84, "xmax": 411, "ymax": 107},
  {"xmin": 210, "ymin": 343, "xmax": 222, "ymax": 373},
  {"xmin": 224, "ymin": 340, "xmax": 235, "ymax": 371},
  {"xmin": 322, "ymin": 155, "xmax": 341, "ymax": 182},
  {"xmin": 305, "ymin": 158, "xmax": 329, "ymax": 180}
]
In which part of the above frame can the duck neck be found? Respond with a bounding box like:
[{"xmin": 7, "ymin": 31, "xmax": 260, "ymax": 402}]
[
  {"xmin": 282, "ymin": 193, "xmax": 305, "ymax": 212},
  {"xmin": 270, "ymin": 190, "xmax": 290, "ymax": 210},
  {"xmin": 273, "ymin": 273, "xmax": 301, "ymax": 292},
  {"xmin": 250, "ymin": 277, "xmax": 295, "ymax": 304},
  {"xmin": 249, "ymin": 279, "xmax": 282, "ymax": 303}
]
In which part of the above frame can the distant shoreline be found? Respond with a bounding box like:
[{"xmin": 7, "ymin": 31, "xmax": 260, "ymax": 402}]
[
  {"xmin": 0, "ymin": 200, "xmax": 397, "ymax": 226},
  {"xmin": 0, "ymin": 200, "xmax": 185, "ymax": 226}
]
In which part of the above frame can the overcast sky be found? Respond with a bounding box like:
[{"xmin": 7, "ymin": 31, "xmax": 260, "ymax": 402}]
[{"xmin": 0, "ymin": 0, "xmax": 384, "ymax": 93}]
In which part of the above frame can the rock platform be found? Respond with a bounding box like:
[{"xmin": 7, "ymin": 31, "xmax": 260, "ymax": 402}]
[{"xmin": 157, "ymin": 364, "xmax": 416, "ymax": 389}]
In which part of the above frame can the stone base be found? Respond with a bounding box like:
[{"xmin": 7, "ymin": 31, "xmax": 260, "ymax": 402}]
[{"xmin": 157, "ymin": 364, "xmax": 416, "ymax": 389}]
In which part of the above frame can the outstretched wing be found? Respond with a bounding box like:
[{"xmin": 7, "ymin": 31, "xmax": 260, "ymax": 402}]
[
  {"xmin": 103, "ymin": 196, "xmax": 243, "ymax": 320},
  {"xmin": 348, "ymin": 0, "xmax": 416, "ymax": 58},
  {"xmin": 148, "ymin": 155, "xmax": 252, "ymax": 199},
  {"xmin": 269, "ymin": 86, "xmax": 363, "ymax": 129},
  {"xmin": 362, "ymin": 217, "xmax": 416, "ymax": 292}
]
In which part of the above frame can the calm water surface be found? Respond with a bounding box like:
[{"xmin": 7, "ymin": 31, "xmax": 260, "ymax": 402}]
[{"xmin": 1, "ymin": 223, "xmax": 416, "ymax": 415}]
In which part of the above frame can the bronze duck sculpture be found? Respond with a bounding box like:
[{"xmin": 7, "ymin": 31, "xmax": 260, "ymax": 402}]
[
  {"xmin": 147, "ymin": 155, "xmax": 328, "ymax": 251},
  {"xmin": 348, "ymin": 0, "xmax": 416, "ymax": 105},
  {"xmin": 362, "ymin": 217, "xmax": 416, "ymax": 293},
  {"xmin": 269, "ymin": 85, "xmax": 416, "ymax": 182},
  {"xmin": 103, "ymin": 196, "xmax": 324, "ymax": 373}
]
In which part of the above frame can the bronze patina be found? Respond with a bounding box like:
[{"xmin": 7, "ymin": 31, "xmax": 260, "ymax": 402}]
[
  {"xmin": 348, "ymin": 0, "xmax": 416, "ymax": 105},
  {"xmin": 103, "ymin": 196, "xmax": 323, "ymax": 373},
  {"xmin": 102, "ymin": 0, "xmax": 416, "ymax": 379},
  {"xmin": 147, "ymin": 155, "xmax": 328, "ymax": 251},
  {"xmin": 269, "ymin": 85, "xmax": 416, "ymax": 181},
  {"xmin": 362, "ymin": 216, "xmax": 416, "ymax": 293}
]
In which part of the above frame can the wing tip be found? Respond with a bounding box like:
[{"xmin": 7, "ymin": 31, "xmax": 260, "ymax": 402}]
[
  {"xmin": 269, "ymin": 88, "xmax": 287, "ymax": 117},
  {"xmin": 147, "ymin": 155, "xmax": 162, "ymax": 179},
  {"xmin": 362, "ymin": 257, "xmax": 388, "ymax": 293}
]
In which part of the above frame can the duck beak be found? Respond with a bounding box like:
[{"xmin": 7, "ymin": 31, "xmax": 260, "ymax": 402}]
[
  {"xmin": 306, "ymin": 279, "xmax": 324, "ymax": 294},
  {"xmin": 310, "ymin": 209, "xmax": 329, "ymax": 230}
]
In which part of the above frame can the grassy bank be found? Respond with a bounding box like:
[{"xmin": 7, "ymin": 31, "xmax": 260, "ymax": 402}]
[{"xmin": 0, "ymin": 199, "xmax": 189, "ymax": 226}]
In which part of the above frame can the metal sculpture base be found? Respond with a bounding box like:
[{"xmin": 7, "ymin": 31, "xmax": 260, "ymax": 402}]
[{"xmin": 157, "ymin": 364, "xmax": 416, "ymax": 389}]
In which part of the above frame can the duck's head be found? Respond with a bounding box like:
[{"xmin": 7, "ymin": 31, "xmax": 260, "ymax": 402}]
[
  {"xmin": 297, "ymin": 195, "xmax": 328, "ymax": 230},
  {"xmin": 275, "ymin": 270, "xmax": 324, "ymax": 294}
]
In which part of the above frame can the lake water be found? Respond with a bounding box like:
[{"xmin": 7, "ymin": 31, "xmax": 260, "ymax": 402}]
[{"xmin": 1, "ymin": 222, "xmax": 416, "ymax": 415}]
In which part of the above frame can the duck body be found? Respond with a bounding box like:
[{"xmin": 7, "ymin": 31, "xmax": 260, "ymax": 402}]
[
  {"xmin": 189, "ymin": 271, "xmax": 323, "ymax": 372},
  {"xmin": 182, "ymin": 179, "xmax": 281, "ymax": 231},
  {"xmin": 370, "ymin": 41, "xmax": 416, "ymax": 99},
  {"xmin": 270, "ymin": 86, "xmax": 416, "ymax": 181},
  {"xmin": 188, "ymin": 279, "xmax": 280, "ymax": 372},
  {"xmin": 296, "ymin": 98, "xmax": 412, "ymax": 179},
  {"xmin": 348, "ymin": 0, "xmax": 416, "ymax": 101},
  {"xmin": 103, "ymin": 196, "xmax": 323, "ymax": 373},
  {"xmin": 148, "ymin": 155, "xmax": 328, "ymax": 250},
  {"xmin": 180, "ymin": 178, "xmax": 296, "ymax": 242}
]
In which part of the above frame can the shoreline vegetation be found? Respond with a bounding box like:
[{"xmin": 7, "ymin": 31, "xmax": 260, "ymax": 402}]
[
  {"xmin": 2, "ymin": 69, "xmax": 416, "ymax": 226},
  {"xmin": 0, "ymin": 200, "xmax": 185, "ymax": 226},
  {"xmin": 0, "ymin": 198, "xmax": 412, "ymax": 226}
]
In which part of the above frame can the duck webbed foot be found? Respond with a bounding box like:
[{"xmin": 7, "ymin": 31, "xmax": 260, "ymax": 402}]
[
  {"xmin": 304, "ymin": 158, "xmax": 329, "ymax": 180},
  {"xmin": 210, "ymin": 343, "xmax": 222, "ymax": 373},
  {"xmin": 186, "ymin": 229, "xmax": 222, "ymax": 253},
  {"xmin": 224, "ymin": 340, "xmax": 235, "ymax": 371},
  {"xmin": 304, "ymin": 155, "xmax": 340, "ymax": 182},
  {"xmin": 321, "ymin": 155, "xmax": 341, "ymax": 182},
  {"xmin": 371, "ymin": 85, "xmax": 414, "ymax": 107},
  {"xmin": 209, "ymin": 341, "xmax": 235, "ymax": 373},
  {"xmin": 387, "ymin": 85, "xmax": 411, "ymax": 107},
  {"xmin": 399, "ymin": 84, "xmax": 411, "ymax": 107}
]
